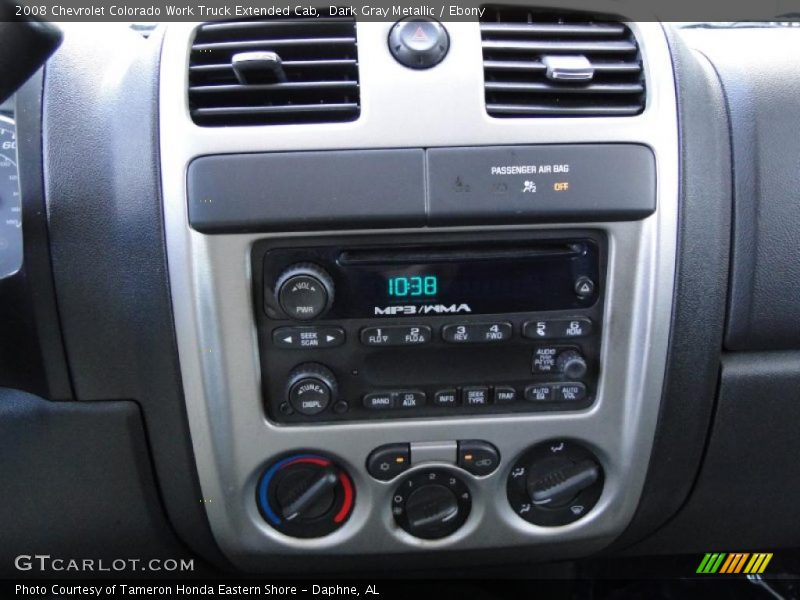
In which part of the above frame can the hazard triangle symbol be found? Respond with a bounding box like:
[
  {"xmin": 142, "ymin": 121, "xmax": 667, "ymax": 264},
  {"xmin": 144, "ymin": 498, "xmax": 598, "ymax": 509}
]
[{"xmin": 411, "ymin": 25, "xmax": 429, "ymax": 42}]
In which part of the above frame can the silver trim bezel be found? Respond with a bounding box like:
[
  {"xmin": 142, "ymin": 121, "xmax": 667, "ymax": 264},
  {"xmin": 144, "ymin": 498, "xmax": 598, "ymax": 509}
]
[{"xmin": 160, "ymin": 19, "xmax": 678, "ymax": 571}]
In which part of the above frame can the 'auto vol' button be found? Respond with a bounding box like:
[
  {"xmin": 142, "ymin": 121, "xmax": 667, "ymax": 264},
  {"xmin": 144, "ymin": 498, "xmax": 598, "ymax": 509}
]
[{"xmin": 361, "ymin": 325, "xmax": 432, "ymax": 346}]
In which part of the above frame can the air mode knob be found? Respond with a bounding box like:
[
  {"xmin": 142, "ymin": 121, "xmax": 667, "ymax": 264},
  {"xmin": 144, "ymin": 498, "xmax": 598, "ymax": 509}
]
[
  {"xmin": 507, "ymin": 440, "xmax": 603, "ymax": 526},
  {"xmin": 274, "ymin": 263, "xmax": 335, "ymax": 321}
]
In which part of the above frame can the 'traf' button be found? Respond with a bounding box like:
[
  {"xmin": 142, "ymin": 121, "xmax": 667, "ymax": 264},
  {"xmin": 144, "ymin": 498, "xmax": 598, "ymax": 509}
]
[{"xmin": 493, "ymin": 386, "xmax": 517, "ymax": 404}]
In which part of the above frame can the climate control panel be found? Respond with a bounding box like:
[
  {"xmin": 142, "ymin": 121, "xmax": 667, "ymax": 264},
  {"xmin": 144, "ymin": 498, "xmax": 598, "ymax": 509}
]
[
  {"xmin": 253, "ymin": 232, "xmax": 605, "ymax": 424},
  {"xmin": 256, "ymin": 440, "xmax": 603, "ymax": 541}
]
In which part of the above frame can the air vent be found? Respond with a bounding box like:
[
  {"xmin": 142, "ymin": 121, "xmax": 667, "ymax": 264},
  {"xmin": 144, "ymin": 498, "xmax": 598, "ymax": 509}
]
[
  {"xmin": 189, "ymin": 17, "xmax": 360, "ymax": 126},
  {"xmin": 481, "ymin": 7, "xmax": 645, "ymax": 117}
]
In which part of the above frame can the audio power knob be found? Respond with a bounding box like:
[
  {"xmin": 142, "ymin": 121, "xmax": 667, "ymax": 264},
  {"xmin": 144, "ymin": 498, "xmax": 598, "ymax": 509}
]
[
  {"xmin": 257, "ymin": 453, "xmax": 355, "ymax": 538},
  {"xmin": 286, "ymin": 363, "xmax": 338, "ymax": 416},
  {"xmin": 557, "ymin": 350, "xmax": 588, "ymax": 380},
  {"xmin": 274, "ymin": 263, "xmax": 335, "ymax": 321}
]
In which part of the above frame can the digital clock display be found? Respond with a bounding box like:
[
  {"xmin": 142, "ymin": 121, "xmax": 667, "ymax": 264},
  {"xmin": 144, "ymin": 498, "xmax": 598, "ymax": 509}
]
[{"xmin": 387, "ymin": 275, "xmax": 438, "ymax": 298}]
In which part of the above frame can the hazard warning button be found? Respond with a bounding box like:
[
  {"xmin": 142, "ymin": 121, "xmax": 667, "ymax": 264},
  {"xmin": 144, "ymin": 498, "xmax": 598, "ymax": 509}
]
[{"xmin": 388, "ymin": 18, "xmax": 450, "ymax": 69}]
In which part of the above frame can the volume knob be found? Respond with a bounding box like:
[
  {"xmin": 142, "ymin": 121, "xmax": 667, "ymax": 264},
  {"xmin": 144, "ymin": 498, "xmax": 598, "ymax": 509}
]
[{"xmin": 275, "ymin": 263, "xmax": 335, "ymax": 321}]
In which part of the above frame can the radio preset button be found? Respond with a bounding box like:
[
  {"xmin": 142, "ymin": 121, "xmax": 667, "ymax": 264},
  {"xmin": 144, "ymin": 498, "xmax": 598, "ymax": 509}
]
[
  {"xmin": 433, "ymin": 389, "xmax": 458, "ymax": 407},
  {"xmin": 273, "ymin": 326, "xmax": 345, "ymax": 349},
  {"xmin": 442, "ymin": 322, "xmax": 512, "ymax": 344},
  {"xmin": 523, "ymin": 318, "xmax": 593, "ymax": 340},
  {"xmin": 494, "ymin": 387, "xmax": 517, "ymax": 404},
  {"xmin": 360, "ymin": 325, "xmax": 432, "ymax": 347},
  {"xmin": 397, "ymin": 391, "xmax": 426, "ymax": 408},
  {"xmin": 525, "ymin": 383, "xmax": 555, "ymax": 402},
  {"xmin": 462, "ymin": 387, "xmax": 490, "ymax": 406},
  {"xmin": 363, "ymin": 392, "xmax": 395, "ymax": 410},
  {"xmin": 554, "ymin": 382, "xmax": 587, "ymax": 402}
]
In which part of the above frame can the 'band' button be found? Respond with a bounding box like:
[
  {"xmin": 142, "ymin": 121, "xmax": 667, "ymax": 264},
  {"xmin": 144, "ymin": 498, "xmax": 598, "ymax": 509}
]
[{"xmin": 363, "ymin": 392, "xmax": 395, "ymax": 410}]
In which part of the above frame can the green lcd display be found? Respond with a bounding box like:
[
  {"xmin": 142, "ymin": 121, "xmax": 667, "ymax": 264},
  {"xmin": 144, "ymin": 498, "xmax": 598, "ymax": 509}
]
[{"xmin": 387, "ymin": 275, "xmax": 438, "ymax": 298}]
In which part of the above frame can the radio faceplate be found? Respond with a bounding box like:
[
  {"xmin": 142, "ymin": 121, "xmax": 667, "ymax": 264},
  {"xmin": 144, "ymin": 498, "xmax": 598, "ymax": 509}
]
[{"xmin": 253, "ymin": 231, "xmax": 606, "ymax": 424}]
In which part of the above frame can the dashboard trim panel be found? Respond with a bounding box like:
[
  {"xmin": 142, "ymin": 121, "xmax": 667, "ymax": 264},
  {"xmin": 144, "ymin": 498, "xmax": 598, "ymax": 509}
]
[{"xmin": 159, "ymin": 20, "xmax": 678, "ymax": 570}]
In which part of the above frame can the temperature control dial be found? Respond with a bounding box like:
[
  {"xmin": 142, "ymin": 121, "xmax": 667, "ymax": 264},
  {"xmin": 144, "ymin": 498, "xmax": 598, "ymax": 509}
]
[
  {"xmin": 274, "ymin": 263, "xmax": 334, "ymax": 321},
  {"xmin": 507, "ymin": 440, "xmax": 603, "ymax": 526},
  {"xmin": 257, "ymin": 453, "xmax": 355, "ymax": 538},
  {"xmin": 393, "ymin": 469, "xmax": 471, "ymax": 539}
]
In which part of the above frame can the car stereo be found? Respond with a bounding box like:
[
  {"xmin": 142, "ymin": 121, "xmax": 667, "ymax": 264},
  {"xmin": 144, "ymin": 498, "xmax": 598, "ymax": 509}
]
[{"xmin": 253, "ymin": 230, "xmax": 605, "ymax": 424}]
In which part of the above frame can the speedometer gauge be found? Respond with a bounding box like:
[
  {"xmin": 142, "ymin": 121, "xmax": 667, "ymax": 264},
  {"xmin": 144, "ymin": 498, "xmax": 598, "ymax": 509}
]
[{"xmin": 0, "ymin": 115, "xmax": 21, "ymax": 278}]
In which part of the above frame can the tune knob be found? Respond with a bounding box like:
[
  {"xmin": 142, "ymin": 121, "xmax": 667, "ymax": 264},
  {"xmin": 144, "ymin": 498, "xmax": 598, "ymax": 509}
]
[
  {"xmin": 557, "ymin": 349, "xmax": 588, "ymax": 380},
  {"xmin": 257, "ymin": 453, "xmax": 355, "ymax": 538},
  {"xmin": 393, "ymin": 469, "xmax": 471, "ymax": 539},
  {"xmin": 507, "ymin": 440, "xmax": 603, "ymax": 526},
  {"xmin": 274, "ymin": 263, "xmax": 335, "ymax": 321},
  {"xmin": 286, "ymin": 363, "xmax": 338, "ymax": 416}
]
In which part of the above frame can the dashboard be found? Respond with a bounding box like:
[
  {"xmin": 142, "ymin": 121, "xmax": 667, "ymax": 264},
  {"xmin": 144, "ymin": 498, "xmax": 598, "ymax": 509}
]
[{"xmin": 1, "ymin": 8, "xmax": 800, "ymax": 581}]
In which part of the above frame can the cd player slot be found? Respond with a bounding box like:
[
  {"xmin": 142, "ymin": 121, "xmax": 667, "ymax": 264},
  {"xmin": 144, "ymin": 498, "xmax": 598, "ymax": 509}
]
[{"xmin": 338, "ymin": 243, "xmax": 583, "ymax": 266}]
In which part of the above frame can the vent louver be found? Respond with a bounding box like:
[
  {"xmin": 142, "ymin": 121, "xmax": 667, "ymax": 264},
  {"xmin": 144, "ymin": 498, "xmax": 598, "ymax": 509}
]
[
  {"xmin": 189, "ymin": 17, "xmax": 360, "ymax": 126},
  {"xmin": 481, "ymin": 7, "xmax": 645, "ymax": 117}
]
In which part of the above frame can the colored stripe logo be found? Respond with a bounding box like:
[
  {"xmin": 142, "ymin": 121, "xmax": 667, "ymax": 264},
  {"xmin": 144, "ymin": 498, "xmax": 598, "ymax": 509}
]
[{"xmin": 696, "ymin": 553, "xmax": 773, "ymax": 574}]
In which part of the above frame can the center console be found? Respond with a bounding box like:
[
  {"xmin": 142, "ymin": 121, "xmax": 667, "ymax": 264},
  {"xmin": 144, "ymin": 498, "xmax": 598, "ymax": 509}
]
[{"xmin": 160, "ymin": 15, "xmax": 678, "ymax": 572}]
